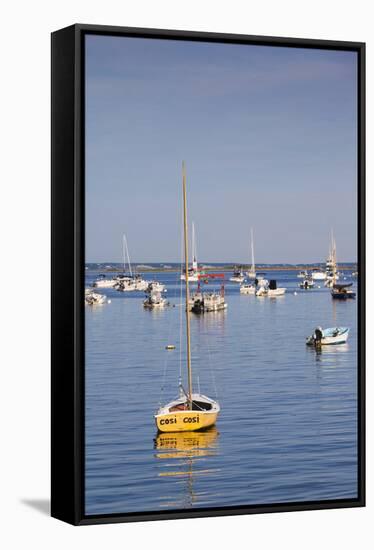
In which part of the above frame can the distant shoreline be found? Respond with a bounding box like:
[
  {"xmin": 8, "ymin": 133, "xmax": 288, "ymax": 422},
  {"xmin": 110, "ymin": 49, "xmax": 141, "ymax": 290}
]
[{"xmin": 86, "ymin": 263, "xmax": 357, "ymax": 273}]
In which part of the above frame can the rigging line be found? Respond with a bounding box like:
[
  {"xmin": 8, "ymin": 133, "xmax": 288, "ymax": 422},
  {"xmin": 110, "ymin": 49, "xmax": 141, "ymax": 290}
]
[
  {"xmin": 158, "ymin": 217, "xmax": 185, "ymax": 406},
  {"xmin": 123, "ymin": 233, "xmax": 132, "ymax": 277},
  {"xmin": 158, "ymin": 359, "xmax": 168, "ymax": 407},
  {"xmin": 159, "ymin": 211, "xmax": 183, "ymax": 406}
]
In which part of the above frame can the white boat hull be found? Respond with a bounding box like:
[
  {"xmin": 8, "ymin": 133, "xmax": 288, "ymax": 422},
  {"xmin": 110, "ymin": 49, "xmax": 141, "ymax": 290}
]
[
  {"xmin": 306, "ymin": 327, "xmax": 349, "ymax": 346},
  {"xmin": 181, "ymin": 274, "xmax": 200, "ymax": 282},
  {"xmin": 155, "ymin": 393, "xmax": 220, "ymax": 433},
  {"xmin": 267, "ymin": 288, "xmax": 286, "ymax": 296},
  {"xmin": 205, "ymin": 302, "xmax": 227, "ymax": 312},
  {"xmin": 93, "ymin": 279, "xmax": 117, "ymax": 288},
  {"xmin": 230, "ymin": 276, "xmax": 244, "ymax": 283},
  {"xmin": 240, "ymin": 285, "xmax": 256, "ymax": 294},
  {"xmin": 144, "ymin": 300, "xmax": 169, "ymax": 309},
  {"xmin": 85, "ymin": 290, "xmax": 107, "ymax": 305},
  {"xmin": 256, "ymin": 286, "xmax": 267, "ymax": 296},
  {"xmin": 311, "ymin": 272, "xmax": 326, "ymax": 281}
]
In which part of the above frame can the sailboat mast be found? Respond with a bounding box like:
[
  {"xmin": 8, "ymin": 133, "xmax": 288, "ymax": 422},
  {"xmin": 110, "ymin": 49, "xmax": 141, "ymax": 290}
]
[
  {"xmin": 251, "ymin": 227, "xmax": 255, "ymax": 272},
  {"xmin": 182, "ymin": 162, "xmax": 193, "ymax": 409},
  {"xmin": 123, "ymin": 234, "xmax": 132, "ymax": 277},
  {"xmin": 123, "ymin": 235, "xmax": 126, "ymax": 273}
]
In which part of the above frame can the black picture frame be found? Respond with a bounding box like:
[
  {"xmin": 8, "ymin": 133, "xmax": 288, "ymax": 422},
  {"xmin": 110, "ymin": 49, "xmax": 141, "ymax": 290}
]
[{"xmin": 51, "ymin": 23, "xmax": 365, "ymax": 526}]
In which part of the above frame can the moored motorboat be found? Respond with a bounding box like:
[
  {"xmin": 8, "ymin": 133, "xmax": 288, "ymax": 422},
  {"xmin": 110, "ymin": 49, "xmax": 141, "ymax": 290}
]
[
  {"xmin": 143, "ymin": 291, "xmax": 169, "ymax": 309},
  {"xmin": 297, "ymin": 270, "xmax": 308, "ymax": 279},
  {"xmin": 203, "ymin": 291, "xmax": 228, "ymax": 312},
  {"xmin": 229, "ymin": 266, "xmax": 245, "ymax": 283},
  {"xmin": 256, "ymin": 279, "xmax": 285, "ymax": 297},
  {"xmin": 116, "ymin": 273, "xmax": 149, "ymax": 291},
  {"xmin": 331, "ymin": 283, "xmax": 356, "ymax": 300},
  {"xmin": 306, "ymin": 326, "xmax": 350, "ymax": 346},
  {"xmin": 85, "ymin": 288, "xmax": 107, "ymax": 305},
  {"xmin": 267, "ymin": 280, "xmax": 286, "ymax": 296},
  {"xmin": 311, "ymin": 268, "xmax": 326, "ymax": 281},
  {"xmin": 92, "ymin": 274, "xmax": 118, "ymax": 288},
  {"xmin": 240, "ymin": 281, "xmax": 256, "ymax": 294},
  {"xmin": 190, "ymin": 274, "xmax": 227, "ymax": 313},
  {"xmin": 299, "ymin": 277, "xmax": 314, "ymax": 289}
]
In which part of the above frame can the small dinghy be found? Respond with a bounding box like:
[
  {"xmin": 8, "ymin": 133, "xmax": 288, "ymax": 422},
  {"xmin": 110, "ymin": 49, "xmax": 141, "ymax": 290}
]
[{"xmin": 306, "ymin": 326, "xmax": 350, "ymax": 346}]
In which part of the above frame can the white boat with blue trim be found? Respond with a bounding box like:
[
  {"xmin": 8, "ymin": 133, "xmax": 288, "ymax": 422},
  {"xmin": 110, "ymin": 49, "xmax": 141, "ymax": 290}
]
[{"xmin": 306, "ymin": 326, "xmax": 350, "ymax": 346}]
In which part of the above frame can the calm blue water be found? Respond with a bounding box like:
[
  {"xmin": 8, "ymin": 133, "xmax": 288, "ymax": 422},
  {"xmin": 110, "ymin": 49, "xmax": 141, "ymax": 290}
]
[{"xmin": 85, "ymin": 269, "xmax": 358, "ymax": 515}]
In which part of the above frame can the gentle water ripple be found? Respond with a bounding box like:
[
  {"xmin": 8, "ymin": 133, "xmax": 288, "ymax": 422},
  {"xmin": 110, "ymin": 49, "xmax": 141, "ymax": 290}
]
[{"xmin": 85, "ymin": 270, "xmax": 357, "ymax": 514}]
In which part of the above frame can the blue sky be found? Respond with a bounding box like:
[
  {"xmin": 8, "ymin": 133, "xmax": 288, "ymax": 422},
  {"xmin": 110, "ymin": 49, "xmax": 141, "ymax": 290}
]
[{"xmin": 85, "ymin": 35, "xmax": 357, "ymax": 263}]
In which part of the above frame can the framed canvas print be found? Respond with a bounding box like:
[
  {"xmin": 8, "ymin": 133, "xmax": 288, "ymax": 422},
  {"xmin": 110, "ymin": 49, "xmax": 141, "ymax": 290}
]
[{"xmin": 51, "ymin": 24, "xmax": 365, "ymax": 525}]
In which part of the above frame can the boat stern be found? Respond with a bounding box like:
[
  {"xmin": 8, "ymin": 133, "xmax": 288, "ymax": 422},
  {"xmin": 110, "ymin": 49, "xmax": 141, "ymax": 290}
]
[{"xmin": 155, "ymin": 409, "xmax": 218, "ymax": 432}]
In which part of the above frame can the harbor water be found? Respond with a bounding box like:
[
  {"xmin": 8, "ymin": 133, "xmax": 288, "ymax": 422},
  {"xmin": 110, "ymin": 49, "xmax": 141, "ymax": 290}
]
[{"xmin": 85, "ymin": 269, "xmax": 358, "ymax": 515}]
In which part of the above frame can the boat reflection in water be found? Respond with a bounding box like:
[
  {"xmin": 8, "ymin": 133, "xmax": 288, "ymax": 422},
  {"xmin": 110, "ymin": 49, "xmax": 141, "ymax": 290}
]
[
  {"xmin": 194, "ymin": 307, "xmax": 227, "ymax": 329},
  {"xmin": 307, "ymin": 342, "xmax": 350, "ymax": 363},
  {"xmin": 154, "ymin": 427, "xmax": 220, "ymax": 508}
]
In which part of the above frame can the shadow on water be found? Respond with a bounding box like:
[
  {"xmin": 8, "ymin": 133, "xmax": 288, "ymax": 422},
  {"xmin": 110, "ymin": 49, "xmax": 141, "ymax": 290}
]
[{"xmin": 21, "ymin": 499, "xmax": 50, "ymax": 516}]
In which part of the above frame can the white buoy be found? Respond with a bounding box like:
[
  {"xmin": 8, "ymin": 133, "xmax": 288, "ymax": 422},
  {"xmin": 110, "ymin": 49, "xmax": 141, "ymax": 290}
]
[
  {"xmin": 294, "ymin": 291, "xmax": 297, "ymax": 295},
  {"xmin": 108, "ymin": 300, "xmax": 111, "ymax": 304}
]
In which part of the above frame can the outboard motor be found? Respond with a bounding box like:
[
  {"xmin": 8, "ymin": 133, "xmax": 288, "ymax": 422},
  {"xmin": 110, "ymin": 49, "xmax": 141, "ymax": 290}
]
[
  {"xmin": 269, "ymin": 280, "xmax": 277, "ymax": 290},
  {"xmin": 191, "ymin": 299, "xmax": 204, "ymax": 314},
  {"xmin": 314, "ymin": 327, "xmax": 323, "ymax": 346}
]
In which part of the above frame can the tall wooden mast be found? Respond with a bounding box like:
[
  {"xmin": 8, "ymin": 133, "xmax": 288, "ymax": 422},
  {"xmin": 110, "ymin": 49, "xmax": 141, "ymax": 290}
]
[{"xmin": 182, "ymin": 162, "xmax": 193, "ymax": 409}]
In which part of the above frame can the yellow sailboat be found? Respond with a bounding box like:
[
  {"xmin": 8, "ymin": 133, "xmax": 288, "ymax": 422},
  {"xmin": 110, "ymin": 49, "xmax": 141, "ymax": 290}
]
[{"xmin": 154, "ymin": 164, "xmax": 220, "ymax": 433}]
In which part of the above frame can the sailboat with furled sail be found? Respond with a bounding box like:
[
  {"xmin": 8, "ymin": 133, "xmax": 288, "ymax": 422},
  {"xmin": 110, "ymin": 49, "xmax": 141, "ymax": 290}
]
[
  {"xmin": 180, "ymin": 222, "xmax": 205, "ymax": 282},
  {"xmin": 155, "ymin": 163, "xmax": 220, "ymax": 433},
  {"xmin": 247, "ymin": 228, "xmax": 256, "ymax": 279}
]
